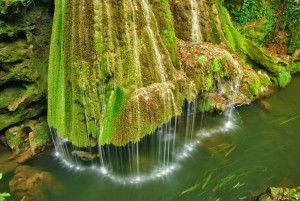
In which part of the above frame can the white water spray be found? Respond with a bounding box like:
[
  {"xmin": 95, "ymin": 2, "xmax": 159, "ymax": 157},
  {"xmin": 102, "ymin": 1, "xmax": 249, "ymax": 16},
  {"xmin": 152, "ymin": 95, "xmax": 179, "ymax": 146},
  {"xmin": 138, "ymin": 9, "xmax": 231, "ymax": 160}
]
[{"xmin": 190, "ymin": 0, "xmax": 202, "ymax": 43}]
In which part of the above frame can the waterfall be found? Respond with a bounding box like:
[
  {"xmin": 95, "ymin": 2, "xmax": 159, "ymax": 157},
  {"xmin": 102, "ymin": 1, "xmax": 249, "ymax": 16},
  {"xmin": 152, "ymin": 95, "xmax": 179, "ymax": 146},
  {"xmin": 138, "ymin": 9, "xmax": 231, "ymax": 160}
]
[
  {"xmin": 223, "ymin": 51, "xmax": 244, "ymax": 126},
  {"xmin": 197, "ymin": 51, "xmax": 244, "ymax": 138},
  {"xmin": 190, "ymin": 0, "xmax": 202, "ymax": 43},
  {"xmin": 126, "ymin": 0, "xmax": 142, "ymax": 86},
  {"xmin": 50, "ymin": 99, "xmax": 201, "ymax": 184},
  {"xmin": 48, "ymin": 0, "xmax": 245, "ymax": 185}
]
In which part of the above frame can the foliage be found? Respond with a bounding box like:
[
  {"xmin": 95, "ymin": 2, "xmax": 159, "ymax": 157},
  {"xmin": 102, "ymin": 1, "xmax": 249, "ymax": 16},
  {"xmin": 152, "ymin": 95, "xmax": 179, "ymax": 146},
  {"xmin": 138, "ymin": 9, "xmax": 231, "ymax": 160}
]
[
  {"xmin": 0, "ymin": 173, "xmax": 11, "ymax": 201},
  {"xmin": 230, "ymin": 0, "xmax": 277, "ymax": 44},
  {"xmin": 282, "ymin": 0, "xmax": 300, "ymax": 53},
  {"xmin": 278, "ymin": 71, "xmax": 291, "ymax": 87},
  {"xmin": 232, "ymin": 0, "xmax": 265, "ymax": 24}
]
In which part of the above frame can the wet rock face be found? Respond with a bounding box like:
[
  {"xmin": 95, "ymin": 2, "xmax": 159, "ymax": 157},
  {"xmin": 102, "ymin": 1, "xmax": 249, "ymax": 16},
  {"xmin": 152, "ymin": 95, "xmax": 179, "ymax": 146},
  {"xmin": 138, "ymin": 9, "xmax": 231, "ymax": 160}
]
[
  {"xmin": 0, "ymin": 1, "xmax": 53, "ymax": 152},
  {"xmin": 9, "ymin": 165, "xmax": 63, "ymax": 201}
]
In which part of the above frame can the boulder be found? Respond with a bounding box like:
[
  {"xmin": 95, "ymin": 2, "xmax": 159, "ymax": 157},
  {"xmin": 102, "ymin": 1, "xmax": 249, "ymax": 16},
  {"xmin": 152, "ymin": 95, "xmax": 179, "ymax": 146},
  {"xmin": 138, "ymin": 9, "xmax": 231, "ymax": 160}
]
[{"xmin": 2, "ymin": 117, "xmax": 51, "ymax": 164}]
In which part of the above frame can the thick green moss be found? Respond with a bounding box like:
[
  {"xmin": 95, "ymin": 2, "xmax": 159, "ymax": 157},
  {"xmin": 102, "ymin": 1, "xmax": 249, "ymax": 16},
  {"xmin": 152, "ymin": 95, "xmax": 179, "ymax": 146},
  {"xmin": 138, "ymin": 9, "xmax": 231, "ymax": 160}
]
[
  {"xmin": 197, "ymin": 99, "xmax": 212, "ymax": 112},
  {"xmin": 278, "ymin": 71, "xmax": 291, "ymax": 88},
  {"xmin": 100, "ymin": 87, "xmax": 127, "ymax": 144},
  {"xmin": 212, "ymin": 56, "xmax": 222, "ymax": 72},
  {"xmin": 198, "ymin": 56, "xmax": 207, "ymax": 65},
  {"xmin": 248, "ymin": 75, "xmax": 261, "ymax": 96}
]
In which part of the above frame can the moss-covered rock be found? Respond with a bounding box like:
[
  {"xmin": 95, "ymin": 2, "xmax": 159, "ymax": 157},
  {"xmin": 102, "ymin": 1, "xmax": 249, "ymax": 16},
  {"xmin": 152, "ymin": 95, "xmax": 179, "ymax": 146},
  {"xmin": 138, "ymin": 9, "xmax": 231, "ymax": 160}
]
[
  {"xmin": 0, "ymin": 1, "xmax": 52, "ymax": 152},
  {"xmin": 253, "ymin": 187, "xmax": 300, "ymax": 201},
  {"xmin": 2, "ymin": 117, "xmax": 50, "ymax": 162}
]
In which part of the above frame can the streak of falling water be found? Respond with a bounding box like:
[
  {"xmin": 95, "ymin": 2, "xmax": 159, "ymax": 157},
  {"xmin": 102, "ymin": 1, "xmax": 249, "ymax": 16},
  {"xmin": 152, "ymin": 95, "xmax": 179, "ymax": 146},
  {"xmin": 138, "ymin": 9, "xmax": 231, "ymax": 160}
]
[
  {"xmin": 190, "ymin": 0, "xmax": 202, "ymax": 43},
  {"xmin": 51, "ymin": 98, "xmax": 201, "ymax": 184},
  {"xmin": 128, "ymin": 0, "xmax": 142, "ymax": 86},
  {"xmin": 140, "ymin": 0, "xmax": 166, "ymax": 83},
  {"xmin": 225, "ymin": 52, "xmax": 244, "ymax": 122}
]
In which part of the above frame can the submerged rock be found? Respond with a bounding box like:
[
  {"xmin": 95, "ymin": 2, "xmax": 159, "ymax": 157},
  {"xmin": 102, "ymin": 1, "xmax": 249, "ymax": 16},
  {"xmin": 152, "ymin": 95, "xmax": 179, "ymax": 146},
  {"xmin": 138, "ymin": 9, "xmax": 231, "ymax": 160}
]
[
  {"xmin": 259, "ymin": 100, "xmax": 271, "ymax": 110},
  {"xmin": 9, "ymin": 165, "xmax": 63, "ymax": 201},
  {"xmin": 71, "ymin": 150, "xmax": 99, "ymax": 161}
]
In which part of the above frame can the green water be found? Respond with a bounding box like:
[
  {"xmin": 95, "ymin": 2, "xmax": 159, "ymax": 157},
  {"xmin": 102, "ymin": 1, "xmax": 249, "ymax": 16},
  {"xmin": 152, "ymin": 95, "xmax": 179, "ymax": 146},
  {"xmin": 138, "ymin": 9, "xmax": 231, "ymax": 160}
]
[{"xmin": 1, "ymin": 74, "xmax": 300, "ymax": 201}]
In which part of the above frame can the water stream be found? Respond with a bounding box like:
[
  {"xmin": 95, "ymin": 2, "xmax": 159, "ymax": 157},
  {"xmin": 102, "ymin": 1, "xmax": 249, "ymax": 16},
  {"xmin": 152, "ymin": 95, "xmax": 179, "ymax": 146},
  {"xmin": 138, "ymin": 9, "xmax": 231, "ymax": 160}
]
[{"xmin": 190, "ymin": 0, "xmax": 202, "ymax": 43}]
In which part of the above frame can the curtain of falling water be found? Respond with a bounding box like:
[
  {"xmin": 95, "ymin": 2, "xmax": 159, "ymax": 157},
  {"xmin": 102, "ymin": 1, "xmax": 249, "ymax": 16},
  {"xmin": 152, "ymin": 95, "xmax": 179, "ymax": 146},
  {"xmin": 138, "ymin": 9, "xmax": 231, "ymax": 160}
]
[{"xmin": 49, "ymin": 99, "xmax": 200, "ymax": 183}]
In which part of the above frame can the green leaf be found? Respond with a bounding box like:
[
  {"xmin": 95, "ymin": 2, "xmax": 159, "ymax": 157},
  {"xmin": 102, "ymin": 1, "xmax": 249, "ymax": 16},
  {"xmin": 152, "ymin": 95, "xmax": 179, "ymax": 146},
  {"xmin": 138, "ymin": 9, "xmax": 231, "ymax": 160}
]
[{"xmin": 0, "ymin": 173, "xmax": 2, "ymax": 180}]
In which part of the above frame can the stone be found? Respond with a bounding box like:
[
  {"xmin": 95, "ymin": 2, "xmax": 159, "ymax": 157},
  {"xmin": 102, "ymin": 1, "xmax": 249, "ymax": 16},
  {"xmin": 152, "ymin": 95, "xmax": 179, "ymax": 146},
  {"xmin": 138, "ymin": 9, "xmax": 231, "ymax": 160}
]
[
  {"xmin": 1, "ymin": 117, "xmax": 50, "ymax": 163},
  {"xmin": 15, "ymin": 150, "xmax": 32, "ymax": 164},
  {"xmin": 259, "ymin": 100, "xmax": 271, "ymax": 110}
]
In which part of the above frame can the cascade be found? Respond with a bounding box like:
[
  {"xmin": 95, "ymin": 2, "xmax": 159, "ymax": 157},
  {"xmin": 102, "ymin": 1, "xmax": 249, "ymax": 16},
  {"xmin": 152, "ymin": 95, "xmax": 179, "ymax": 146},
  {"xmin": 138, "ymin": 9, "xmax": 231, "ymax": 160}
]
[
  {"xmin": 190, "ymin": 0, "xmax": 203, "ymax": 43},
  {"xmin": 48, "ymin": 0, "xmax": 244, "ymax": 184},
  {"xmin": 224, "ymin": 52, "xmax": 244, "ymax": 127},
  {"xmin": 197, "ymin": 51, "xmax": 244, "ymax": 138},
  {"xmin": 50, "ymin": 101, "xmax": 200, "ymax": 184}
]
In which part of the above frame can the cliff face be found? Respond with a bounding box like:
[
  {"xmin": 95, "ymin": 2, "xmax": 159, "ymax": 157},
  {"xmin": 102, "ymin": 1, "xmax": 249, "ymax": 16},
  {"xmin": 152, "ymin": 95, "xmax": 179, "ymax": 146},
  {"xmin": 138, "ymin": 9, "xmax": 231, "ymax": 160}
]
[
  {"xmin": 0, "ymin": 0, "xmax": 299, "ymax": 148},
  {"xmin": 0, "ymin": 1, "xmax": 53, "ymax": 156}
]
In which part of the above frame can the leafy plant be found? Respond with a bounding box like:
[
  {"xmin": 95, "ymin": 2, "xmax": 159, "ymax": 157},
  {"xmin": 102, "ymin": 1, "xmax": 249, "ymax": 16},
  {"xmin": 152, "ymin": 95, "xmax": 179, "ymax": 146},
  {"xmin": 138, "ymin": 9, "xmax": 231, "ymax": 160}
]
[
  {"xmin": 232, "ymin": 0, "xmax": 265, "ymax": 24},
  {"xmin": 0, "ymin": 173, "xmax": 10, "ymax": 201}
]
